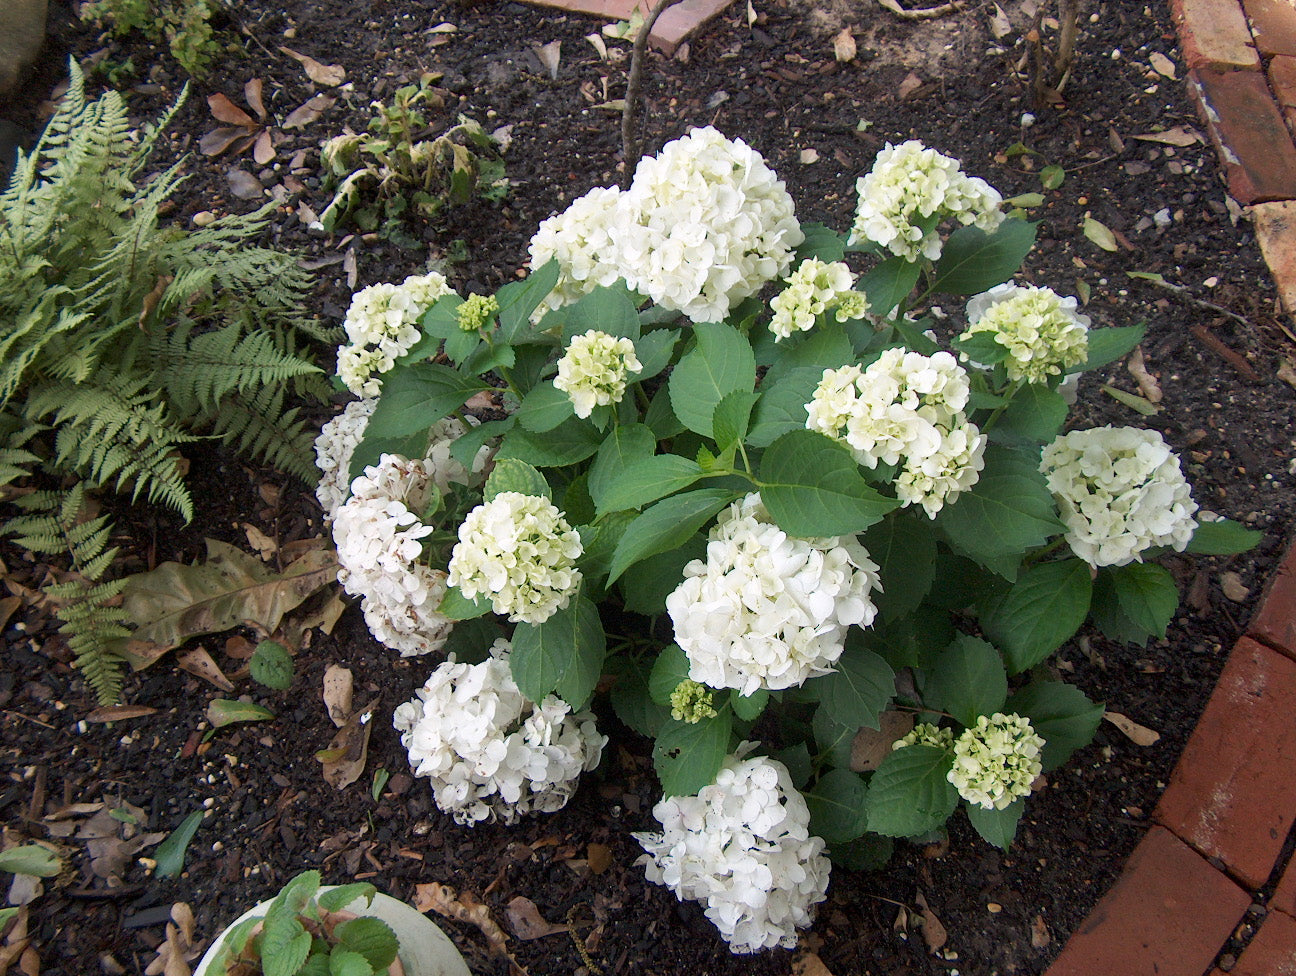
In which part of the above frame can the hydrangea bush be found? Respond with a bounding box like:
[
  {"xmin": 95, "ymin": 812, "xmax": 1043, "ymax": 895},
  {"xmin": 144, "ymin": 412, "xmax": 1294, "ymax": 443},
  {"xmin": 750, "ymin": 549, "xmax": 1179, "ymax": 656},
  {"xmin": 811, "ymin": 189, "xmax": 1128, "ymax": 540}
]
[{"xmin": 315, "ymin": 129, "xmax": 1260, "ymax": 954}]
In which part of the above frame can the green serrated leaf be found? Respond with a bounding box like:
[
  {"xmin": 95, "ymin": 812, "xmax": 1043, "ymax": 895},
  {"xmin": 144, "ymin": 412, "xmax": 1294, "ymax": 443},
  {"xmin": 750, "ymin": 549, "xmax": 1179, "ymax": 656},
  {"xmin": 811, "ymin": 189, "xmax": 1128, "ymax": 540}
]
[
  {"xmin": 812, "ymin": 707, "xmax": 857, "ymax": 771},
  {"xmin": 1108, "ymin": 562, "xmax": 1178, "ymax": 640},
  {"xmin": 929, "ymin": 219, "xmax": 1037, "ymax": 296},
  {"xmin": 618, "ymin": 533, "xmax": 707, "ymax": 614},
  {"xmin": 1187, "ymin": 519, "xmax": 1263, "ymax": 555},
  {"xmin": 606, "ymin": 489, "xmax": 737, "ymax": 584},
  {"xmin": 1076, "ymin": 325, "xmax": 1145, "ymax": 372},
  {"xmin": 560, "ymin": 283, "xmax": 640, "ymax": 343},
  {"xmin": 260, "ymin": 921, "xmax": 311, "ymax": 976},
  {"xmin": 858, "ymin": 256, "xmax": 922, "ymax": 316},
  {"xmin": 510, "ymin": 595, "xmax": 606, "ymax": 708},
  {"xmin": 994, "ymin": 383, "xmax": 1068, "ymax": 446},
  {"xmin": 316, "ymin": 883, "xmax": 377, "ymax": 914},
  {"xmin": 610, "ymin": 658, "xmax": 670, "ymax": 737},
  {"xmin": 966, "ymin": 798, "xmax": 1024, "ymax": 849},
  {"xmin": 250, "ymin": 640, "xmax": 294, "ymax": 691},
  {"xmin": 926, "ymin": 635, "xmax": 1008, "ymax": 728},
  {"xmin": 712, "ymin": 391, "xmax": 761, "ymax": 452},
  {"xmin": 747, "ymin": 367, "xmax": 822, "ymax": 447},
  {"xmin": 814, "ymin": 645, "xmax": 895, "ymax": 730},
  {"xmin": 866, "ymin": 745, "xmax": 959, "ymax": 838},
  {"xmin": 516, "ymin": 381, "xmax": 575, "ymax": 433},
  {"xmin": 981, "ymin": 558, "xmax": 1092, "ymax": 673},
  {"xmin": 759, "ymin": 430, "xmax": 900, "ymax": 536},
  {"xmin": 805, "ymin": 768, "xmax": 870, "ymax": 844},
  {"xmin": 828, "ymin": 834, "xmax": 894, "ymax": 871},
  {"xmin": 795, "ymin": 222, "xmax": 847, "ymax": 262},
  {"xmin": 863, "ymin": 511, "xmax": 937, "ymax": 622},
  {"xmin": 1006, "ymin": 681, "xmax": 1104, "ymax": 772},
  {"xmin": 633, "ymin": 329, "xmax": 680, "ymax": 382},
  {"xmin": 592, "ymin": 454, "xmax": 705, "ymax": 515},
  {"xmin": 484, "ymin": 458, "xmax": 550, "ymax": 501},
  {"xmin": 954, "ymin": 330, "xmax": 1012, "ymax": 366},
  {"xmin": 326, "ymin": 947, "xmax": 372, "ymax": 976},
  {"xmin": 668, "ymin": 323, "xmax": 756, "ymax": 437},
  {"xmin": 496, "ymin": 415, "xmax": 603, "ymax": 467},
  {"xmin": 648, "ymin": 644, "xmax": 692, "ymax": 705},
  {"xmin": 437, "ymin": 586, "xmax": 492, "ymax": 620},
  {"xmin": 653, "ymin": 712, "xmax": 732, "ymax": 797},
  {"xmin": 732, "ymin": 688, "xmax": 769, "ymax": 721},
  {"xmin": 497, "ymin": 259, "xmax": 561, "ymax": 344},
  {"xmin": 335, "ymin": 917, "xmax": 400, "ymax": 972}
]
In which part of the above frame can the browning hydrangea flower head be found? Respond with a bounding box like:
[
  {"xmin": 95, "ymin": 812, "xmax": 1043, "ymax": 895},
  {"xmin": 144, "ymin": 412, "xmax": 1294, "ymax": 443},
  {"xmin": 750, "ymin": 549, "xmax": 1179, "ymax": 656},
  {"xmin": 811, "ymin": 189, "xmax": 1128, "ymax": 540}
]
[
  {"xmin": 528, "ymin": 184, "xmax": 628, "ymax": 321},
  {"xmin": 393, "ymin": 637, "xmax": 607, "ymax": 825},
  {"xmin": 447, "ymin": 492, "xmax": 583, "ymax": 624},
  {"xmin": 612, "ymin": 126, "xmax": 804, "ymax": 323},
  {"xmin": 848, "ymin": 140, "xmax": 1004, "ymax": 262},
  {"xmin": 1040, "ymin": 426, "xmax": 1199, "ymax": 567},
  {"xmin": 633, "ymin": 745, "xmax": 830, "ymax": 954},
  {"xmin": 666, "ymin": 492, "xmax": 881, "ymax": 697},
  {"xmin": 893, "ymin": 722, "xmax": 955, "ymax": 751},
  {"xmin": 962, "ymin": 283, "xmax": 1091, "ymax": 383},
  {"xmin": 948, "ymin": 713, "xmax": 1044, "ymax": 810},
  {"xmin": 806, "ymin": 349, "xmax": 986, "ymax": 517},
  {"xmin": 769, "ymin": 259, "xmax": 868, "ymax": 340},
  {"xmin": 553, "ymin": 330, "xmax": 643, "ymax": 419},
  {"xmin": 337, "ymin": 271, "xmax": 457, "ymax": 396},
  {"xmin": 332, "ymin": 453, "xmax": 452, "ymax": 656}
]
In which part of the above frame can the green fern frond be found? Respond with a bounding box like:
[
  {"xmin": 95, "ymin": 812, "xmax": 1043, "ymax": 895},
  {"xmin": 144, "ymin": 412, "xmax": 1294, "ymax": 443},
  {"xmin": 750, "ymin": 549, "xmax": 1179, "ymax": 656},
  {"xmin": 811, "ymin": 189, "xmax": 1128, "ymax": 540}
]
[
  {"xmin": 46, "ymin": 576, "xmax": 131, "ymax": 705},
  {"xmin": 207, "ymin": 386, "xmax": 316, "ymax": 482}
]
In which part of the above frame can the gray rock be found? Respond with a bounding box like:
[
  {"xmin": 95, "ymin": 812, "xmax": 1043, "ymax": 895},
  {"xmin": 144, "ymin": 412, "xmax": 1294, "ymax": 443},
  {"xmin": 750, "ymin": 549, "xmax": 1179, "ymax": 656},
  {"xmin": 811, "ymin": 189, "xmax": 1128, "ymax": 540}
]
[{"xmin": 0, "ymin": 0, "xmax": 47, "ymax": 103}]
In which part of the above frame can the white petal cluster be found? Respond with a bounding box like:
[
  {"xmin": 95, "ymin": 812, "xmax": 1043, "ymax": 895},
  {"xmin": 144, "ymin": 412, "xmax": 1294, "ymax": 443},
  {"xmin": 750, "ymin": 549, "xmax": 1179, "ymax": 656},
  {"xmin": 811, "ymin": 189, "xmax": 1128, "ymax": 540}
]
[
  {"xmin": 848, "ymin": 140, "xmax": 1004, "ymax": 262},
  {"xmin": 769, "ymin": 259, "xmax": 867, "ymax": 340},
  {"xmin": 333, "ymin": 453, "xmax": 452, "ymax": 656},
  {"xmin": 962, "ymin": 283, "xmax": 1091, "ymax": 383},
  {"xmin": 947, "ymin": 713, "xmax": 1044, "ymax": 810},
  {"xmin": 553, "ymin": 330, "xmax": 643, "ymax": 418},
  {"xmin": 1040, "ymin": 426, "xmax": 1199, "ymax": 567},
  {"xmin": 666, "ymin": 493, "xmax": 881, "ymax": 697},
  {"xmin": 314, "ymin": 407, "xmax": 490, "ymax": 524},
  {"xmin": 529, "ymin": 127, "xmax": 803, "ymax": 324},
  {"xmin": 336, "ymin": 272, "xmax": 457, "ymax": 396},
  {"xmin": 528, "ymin": 185, "xmax": 628, "ymax": 321},
  {"xmin": 806, "ymin": 349, "xmax": 987, "ymax": 517},
  {"xmin": 447, "ymin": 492, "xmax": 583, "ymax": 624},
  {"xmin": 393, "ymin": 638, "xmax": 607, "ymax": 825},
  {"xmin": 634, "ymin": 748, "xmax": 830, "ymax": 954}
]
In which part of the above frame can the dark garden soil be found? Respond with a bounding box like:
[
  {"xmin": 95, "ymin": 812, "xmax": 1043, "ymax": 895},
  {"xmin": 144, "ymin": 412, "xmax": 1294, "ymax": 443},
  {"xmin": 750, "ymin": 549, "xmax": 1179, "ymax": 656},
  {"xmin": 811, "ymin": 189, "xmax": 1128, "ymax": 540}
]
[{"xmin": 3, "ymin": 1, "xmax": 1296, "ymax": 974}]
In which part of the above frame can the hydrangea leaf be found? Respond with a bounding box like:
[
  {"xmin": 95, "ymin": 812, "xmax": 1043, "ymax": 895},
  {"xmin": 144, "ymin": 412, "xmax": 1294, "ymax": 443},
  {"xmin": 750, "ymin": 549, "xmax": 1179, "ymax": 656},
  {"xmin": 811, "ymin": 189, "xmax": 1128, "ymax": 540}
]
[
  {"xmin": 644, "ymin": 384, "xmax": 686, "ymax": 439},
  {"xmin": 857, "ymin": 255, "xmax": 922, "ymax": 317},
  {"xmin": 795, "ymin": 222, "xmax": 847, "ymax": 263},
  {"xmin": 610, "ymin": 657, "xmax": 670, "ymax": 737},
  {"xmin": 587, "ymin": 423, "xmax": 654, "ymax": 507},
  {"xmin": 772, "ymin": 743, "xmax": 814, "ymax": 789},
  {"xmin": 951, "ymin": 330, "xmax": 1011, "ymax": 365},
  {"xmin": 648, "ymin": 644, "xmax": 691, "ymax": 706},
  {"xmin": 364, "ymin": 363, "xmax": 493, "ymax": 440},
  {"xmin": 574, "ymin": 510, "xmax": 635, "ymax": 586},
  {"xmin": 1075, "ymin": 325, "xmax": 1145, "ymax": 372},
  {"xmin": 861, "ymin": 610, "xmax": 955, "ymax": 672},
  {"xmin": 863, "ymin": 511, "xmax": 937, "ymax": 622},
  {"xmin": 497, "ymin": 258, "xmax": 561, "ymax": 344},
  {"xmin": 440, "ymin": 616, "xmax": 504, "ymax": 665},
  {"xmin": 1096, "ymin": 562, "xmax": 1178, "ymax": 642},
  {"xmin": 1186, "ymin": 518, "xmax": 1263, "ymax": 555},
  {"xmin": 668, "ymin": 322, "xmax": 756, "ymax": 438},
  {"xmin": 747, "ymin": 366, "xmax": 822, "ymax": 447},
  {"xmin": 606, "ymin": 489, "xmax": 738, "ymax": 584},
  {"xmin": 965, "ymin": 797, "xmax": 1024, "ymax": 850},
  {"xmin": 593, "ymin": 455, "xmax": 703, "ymax": 516},
  {"xmin": 496, "ymin": 415, "xmax": 603, "ymax": 468},
  {"xmin": 335, "ymin": 917, "xmax": 400, "ymax": 972},
  {"xmin": 415, "ymin": 293, "xmax": 467, "ymax": 342},
  {"xmin": 812, "ymin": 644, "xmax": 894, "ymax": 731},
  {"xmin": 828, "ymin": 834, "xmax": 894, "ymax": 870},
  {"xmin": 925, "ymin": 635, "xmax": 1008, "ymax": 729},
  {"xmin": 993, "ymin": 383, "xmax": 1067, "ymax": 446},
  {"xmin": 1006, "ymin": 681, "xmax": 1104, "ymax": 772},
  {"xmin": 618, "ymin": 534, "xmax": 707, "ymax": 614},
  {"xmin": 712, "ymin": 391, "xmax": 761, "ymax": 453},
  {"xmin": 560, "ymin": 283, "xmax": 640, "ymax": 343},
  {"xmin": 928, "ymin": 219, "xmax": 1037, "ymax": 296},
  {"xmin": 812, "ymin": 707, "xmax": 857, "ymax": 771},
  {"xmin": 731, "ymin": 688, "xmax": 769, "ymax": 721},
  {"xmin": 510, "ymin": 595, "xmax": 606, "ymax": 709},
  {"xmin": 516, "ymin": 381, "xmax": 575, "ymax": 433},
  {"xmin": 484, "ymin": 458, "xmax": 551, "ymax": 502},
  {"xmin": 653, "ymin": 711, "xmax": 732, "ymax": 797},
  {"xmin": 804, "ymin": 768, "xmax": 870, "ymax": 844},
  {"xmin": 450, "ymin": 418, "xmax": 513, "ymax": 470},
  {"xmin": 981, "ymin": 558, "xmax": 1092, "ymax": 674},
  {"xmin": 866, "ymin": 744, "xmax": 959, "ymax": 838},
  {"xmin": 762, "ymin": 321, "xmax": 854, "ymax": 388},
  {"xmin": 633, "ymin": 329, "xmax": 680, "ymax": 382},
  {"xmin": 759, "ymin": 430, "xmax": 900, "ymax": 537}
]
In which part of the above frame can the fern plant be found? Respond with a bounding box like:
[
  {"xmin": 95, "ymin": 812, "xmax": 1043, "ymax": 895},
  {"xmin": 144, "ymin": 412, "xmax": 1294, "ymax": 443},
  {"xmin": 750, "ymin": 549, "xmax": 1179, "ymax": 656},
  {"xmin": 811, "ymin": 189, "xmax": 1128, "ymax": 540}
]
[{"xmin": 0, "ymin": 62, "xmax": 333, "ymax": 703}]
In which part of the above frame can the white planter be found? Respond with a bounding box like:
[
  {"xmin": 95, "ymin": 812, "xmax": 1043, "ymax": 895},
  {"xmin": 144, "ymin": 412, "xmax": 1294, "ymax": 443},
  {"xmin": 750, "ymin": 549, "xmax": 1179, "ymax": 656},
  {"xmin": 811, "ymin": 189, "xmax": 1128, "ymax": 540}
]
[{"xmin": 194, "ymin": 886, "xmax": 472, "ymax": 976}]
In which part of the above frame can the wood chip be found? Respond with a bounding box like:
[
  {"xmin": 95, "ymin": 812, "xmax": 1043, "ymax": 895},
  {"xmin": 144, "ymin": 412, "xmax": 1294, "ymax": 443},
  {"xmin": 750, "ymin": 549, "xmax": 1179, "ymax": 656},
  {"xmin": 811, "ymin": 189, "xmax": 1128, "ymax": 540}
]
[
  {"xmin": 833, "ymin": 28, "xmax": 856, "ymax": 62},
  {"xmin": 1031, "ymin": 914, "xmax": 1051, "ymax": 948},
  {"xmin": 322, "ymin": 665, "xmax": 353, "ymax": 728}
]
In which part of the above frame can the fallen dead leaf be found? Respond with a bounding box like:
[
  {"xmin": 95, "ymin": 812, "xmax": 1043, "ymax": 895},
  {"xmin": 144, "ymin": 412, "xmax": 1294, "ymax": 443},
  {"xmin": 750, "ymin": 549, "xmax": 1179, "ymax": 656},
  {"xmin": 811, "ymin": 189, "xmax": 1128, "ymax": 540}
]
[
  {"xmin": 800, "ymin": 148, "xmax": 820, "ymax": 164},
  {"xmin": 914, "ymin": 891, "xmax": 948, "ymax": 954},
  {"xmin": 317, "ymin": 697, "xmax": 376, "ymax": 790},
  {"xmin": 343, "ymin": 247, "xmax": 358, "ymax": 290},
  {"xmin": 1103, "ymin": 710, "xmax": 1160, "ymax": 746},
  {"xmin": 85, "ymin": 704, "xmax": 158, "ymax": 723},
  {"xmin": 1082, "ymin": 213, "xmax": 1118, "ymax": 252},
  {"xmin": 833, "ymin": 28, "xmax": 856, "ymax": 62},
  {"xmin": 144, "ymin": 903, "xmax": 197, "ymax": 976},
  {"xmin": 1277, "ymin": 361, "xmax": 1296, "ymax": 391},
  {"xmin": 279, "ymin": 46, "xmax": 346, "ymax": 86},
  {"xmin": 851, "ymin": 710, "xmax": 915, "ymax": 772},
  {"xmin": 226, "ymin": 169, "xmax": 264, "ymax": 201},
  {"xmin": 223, "ymin": 635, "xmax": 256, "ymax": 661},
  {"xmin": 1126, "ymin": 347, "xmax": 1163, "ymax": 403},
  {"xmin": 415, "ymin": 883, "xmax": 512, "ymax": 958},
  {"xmin": 586, "ymin": 843, "xmax": 612, "ymax": 874},
  {"xmin": 989, "ymin": 2, "xmax": 1012, "ymax": 39},
  {"xmin": 1221, "ymin": 571, "xmax": 1250, "ymax": 602},
  {"xmin": 792, "ymin": 951, "xmax": 836, "ymax": 976},
  {"xmin": 585, "ymin": 32, "xmax": 608, "ymax": 60},
  {"xmin": 76, "ymin": 805, "xmax": 165, "ymax": 883},
  {"xmin": 242, "ymin": 523, "xmax": 277, "ymax": 561},
  {"xmin": 1031, "ymin": 914, "xmax": 1051, "ymax": 949},
  {"xmin": 1148, "ymin": 51, "xmax": 1177, "ymax": 79},
  {"xmin": 282, "ymin": 94, "xmax": 335, "ymax": 130},
  {"xmin": 322, "ymin": 665, "xmax": 353, "ymax": 727},
  {"xmin": 1133, "ymin": 125, "xmax": 1200, "ymax": 147},
  {"xmin": 0, "ymin": 595, "xmax": 21, "ymax": 631},
  {"xmin": 175, "ymin": 646, "xmax": 234, "ymax": 692},
  {"xmin": 533, "ymin": 41, "xmax": 562, "ymax": 80},
  {"xmin": 897, "ymin": 71, "xmax": 923, "ymax": 100},
  {"xmin": 505, "ymin": 896, "xmax": 568, "ymax": 941}
]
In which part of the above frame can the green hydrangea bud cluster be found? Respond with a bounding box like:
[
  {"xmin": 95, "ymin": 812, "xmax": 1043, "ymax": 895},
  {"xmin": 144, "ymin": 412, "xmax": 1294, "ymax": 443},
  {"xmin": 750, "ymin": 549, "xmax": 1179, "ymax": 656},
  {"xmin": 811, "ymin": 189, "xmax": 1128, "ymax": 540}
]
[
  {"xmin": 891, "ymin": 722, "xmax": 954, "ymax": 751},
  {"xmin": 456, "ymin": 293, "xmax": 500, "ymax": 332},
  {"xmin": 670, "ymin": 680, "xmax": 717, "ymax": 724}
]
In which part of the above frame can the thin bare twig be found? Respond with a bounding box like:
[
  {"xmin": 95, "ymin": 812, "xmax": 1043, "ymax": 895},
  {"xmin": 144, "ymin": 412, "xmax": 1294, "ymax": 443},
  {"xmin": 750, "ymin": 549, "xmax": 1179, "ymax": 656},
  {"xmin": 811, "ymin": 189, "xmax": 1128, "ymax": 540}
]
[
  {"xmin": 622, "ymin": 0, "xmax": 683, "ymax": 178},
  {"xmin": 876, "ymin": 0, "xmax": 969, "ymax": 20}
]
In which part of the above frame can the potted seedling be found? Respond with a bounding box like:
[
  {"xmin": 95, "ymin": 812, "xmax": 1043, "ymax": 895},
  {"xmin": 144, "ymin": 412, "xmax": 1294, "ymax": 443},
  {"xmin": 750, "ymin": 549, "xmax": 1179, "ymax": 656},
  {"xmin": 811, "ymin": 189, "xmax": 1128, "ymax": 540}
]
[{"xmin": 195, "ymin": 870, "xmax": 470, "ymax": 976}]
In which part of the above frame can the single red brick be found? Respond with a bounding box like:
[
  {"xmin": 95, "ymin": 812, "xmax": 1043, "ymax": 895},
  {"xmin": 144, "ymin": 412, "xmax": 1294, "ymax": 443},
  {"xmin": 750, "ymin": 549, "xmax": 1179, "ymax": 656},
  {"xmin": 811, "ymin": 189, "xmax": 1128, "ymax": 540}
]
[
  {"xmin": 1189, "ymin": 67, "xmax": 1296, "ymax": 203},
  {"xmin": 1046, "ymin": 827, "xmax": 1249, "ymax": 976},
  {"xmin": 1270, "ymin": 56, "xmax": 1296, "ymax": 109},
  {"xmin": 1251, "ymin": 202, "xmax": 1296, "ymax": 316},
  {"xmin": 1225, "ymin": 909, "xmax": 1296, "ymax": 975},
  {"xmin": 1172, "ymin": 0, "xmax": 1262, "ymax": 69},
  {"xmin": 1244, "ymin": 0, "xmax": 1296, "ymax": 58},
  {"xmin": 1155, "ymin": 638, "xmax": 1296, "ymax": 889},
  {"xmin": 1249, "ymin": 539, "xmax": 1296, "ymax": 657}
]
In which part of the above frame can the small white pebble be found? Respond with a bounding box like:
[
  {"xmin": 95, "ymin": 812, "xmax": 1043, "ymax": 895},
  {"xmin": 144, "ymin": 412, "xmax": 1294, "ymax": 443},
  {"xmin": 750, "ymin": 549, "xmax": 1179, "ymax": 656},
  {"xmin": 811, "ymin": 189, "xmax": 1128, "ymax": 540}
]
[{"xmin": 1021, "ymin": 112, "xmax": 1036, "ymax": 128}]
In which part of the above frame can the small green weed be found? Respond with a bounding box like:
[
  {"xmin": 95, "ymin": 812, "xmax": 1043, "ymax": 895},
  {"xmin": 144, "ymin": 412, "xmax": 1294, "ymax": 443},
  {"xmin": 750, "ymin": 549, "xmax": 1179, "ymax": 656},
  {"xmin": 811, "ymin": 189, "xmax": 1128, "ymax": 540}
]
[{"xmin": 80, "ymin": 0, "xmax": 222, "ymax": 77}]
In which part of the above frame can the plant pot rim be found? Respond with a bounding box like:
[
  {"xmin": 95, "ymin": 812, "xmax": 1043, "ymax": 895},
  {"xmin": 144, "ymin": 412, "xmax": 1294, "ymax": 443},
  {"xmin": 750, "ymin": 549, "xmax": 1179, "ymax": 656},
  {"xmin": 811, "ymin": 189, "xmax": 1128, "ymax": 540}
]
[{"xmin": 193, "ymin": 885, "xmax": 472, "ymax": 976}]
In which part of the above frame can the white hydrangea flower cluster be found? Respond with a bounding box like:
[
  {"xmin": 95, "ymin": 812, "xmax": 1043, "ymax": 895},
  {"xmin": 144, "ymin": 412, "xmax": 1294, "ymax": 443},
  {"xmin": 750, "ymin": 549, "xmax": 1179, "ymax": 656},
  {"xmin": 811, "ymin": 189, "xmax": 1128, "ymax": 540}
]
[
  {"xmin": 947, "ymin": 713, "xmax": 1045, "ymax": 810},
  {"xmin": 634, "ymin": 747, "xmax": 830, "ymax": 954},
  {"xmin": 553, "ymin": 330, "xmax": 643, "ymax": 418},
  {"xmin": 333, "ymin": 453, "xmax": 452, "ymax": 656},
  {"xmin": 848, "ymin": 140, "xmax": 1004, "ymax": 262},
  {"xmin": 447, "ymin": 492, "xmax": 583, "ymax": 624},
  {"xmin": 666, "ymin": 493, "xmax": 881, "ymax": 697},
  {"xmin": 529, "ymin": 127, "xmax": 803, "ymax": 324},
  {"xmin": 336, "ymin": 272, "xmax": 457, "ymax": 397},
  {"xmin": 314, "ymin": 407, "xmax": 488, "ymax": 524},
  {"xmin": 1040, "ymin": 426, "xmax": 1199, "ymax": 567},
  {"xmin": 962, "ymin": 283, "xmax": 1091, "ymax": 383},
  {"xmin": 892, "ymin": 722, "xmax": 955, "ymax": 751},
  {"xmin": 768, "ymin": 259, "xmax": 869, "ymax": 340},
  {"xmin": 806, "ymin": 349, "xmax": 987, "ymax": 517},
  {"xmin": 528, "ymin": 185, "xmax": 628, "ymax": 321},
  {"xmin": 393, "ymin": 638, "xmax": 607, "ymax": 825}
]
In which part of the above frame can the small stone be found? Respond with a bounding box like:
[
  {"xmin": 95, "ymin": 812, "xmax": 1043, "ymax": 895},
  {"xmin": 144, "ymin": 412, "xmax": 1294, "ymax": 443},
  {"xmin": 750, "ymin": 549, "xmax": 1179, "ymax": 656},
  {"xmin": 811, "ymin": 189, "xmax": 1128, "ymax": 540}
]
[{"xmin": 191, "ymin": 210, "xmax": 216, "ymax": 227}]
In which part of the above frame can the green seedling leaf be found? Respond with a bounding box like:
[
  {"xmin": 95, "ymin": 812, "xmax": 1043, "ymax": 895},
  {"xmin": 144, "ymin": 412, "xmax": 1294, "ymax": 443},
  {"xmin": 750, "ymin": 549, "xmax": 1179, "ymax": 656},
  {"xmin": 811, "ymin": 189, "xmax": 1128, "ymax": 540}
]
[
  {"xmin": 485, "ymin": 458, "xmax": 551, "ymax": 501},
  {"xmin": 371, "ymin": 767, "xmax": 391, "ymax": 802},
  {"xmin": 866, "ymin": 744, "xmax": 959, "ymax": 838},
  {"xmin": 324, "ymin": 949, "xmax": 371, "ymax": 976},
  {"xmin": 0, "ymin": 844, "xmax": 61, "ymax": 878},
  {"xmin": 260, "ymin": 919, "xmax": 311, "ymax": 976},
  {"xmin": 153, "ymin": 810, "xmax": 203, "ymax": 879},
  {"xmin": 653, "ymin": 711, "xmax": 732, "ymax": 797},
  {"xmin": 1187, "ymin": 519, "xmax": 1263, "ymax": 555},
  {"xmin": 250, "ymin": 640, "xmax": 294, "ymax": 691},
  {"xmin": 966, "ymin": 798, "xmax": 1024, "ymax": 849},
  {"xmin": 206, "ymin": 699, "xmax": 275, "ymax": 728},
  {"xmin": 1082, "ymin": 214, "xmax": 1119, "ymax": 252},
  {"xmin": 804, "ymin": 768, "xmax": 870, "ymax": 844}
]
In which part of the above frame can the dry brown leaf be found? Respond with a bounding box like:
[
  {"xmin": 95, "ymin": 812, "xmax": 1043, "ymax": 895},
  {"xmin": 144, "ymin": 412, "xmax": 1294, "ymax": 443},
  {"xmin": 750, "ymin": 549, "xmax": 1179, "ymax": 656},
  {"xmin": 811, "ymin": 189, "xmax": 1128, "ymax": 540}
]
[
  {"xmin": 344, "ymin": 247, "xmax": 358, "ymax": 290},
  {"xmin": 242, "ymin": 523, "xmax": 277, "ymax": 561},
  {"xmin": 278, "ymin": 46, "xmax": 346, "ymax": 86},
  {"xmin": 1148, "ymin": 51, "xmax": 1177, "ymax": 79},
  {"xmin": 914, "ymin": 891, "xmax": 948, "ymax": 954},
  {"xmin": 800, "ymin": 148, "xmax": 820, "ymax": 164},
  {"xmin": 505, "ymin": 896, "xmax": 568, "ymax": 941},
  {"xmin": 227, "ymin": 169, "xmax": 264, "ymax": 200},
  {"xmin": 252, "ymin": 130, "xmax": 276, "ymax": 166},
  {"xmin": 144, "ymin": 903, "xmax": 196, "ymax": 976},
  {"xmin": 317, "ymin": 697, "xmax": 376, "ymax": 790},
  {"xmin": 989, "ymin": 3, "xmax": 1012, "ymax": 39},
  {"xmin": 17, "ymin": 945, "xmax": 38, "ymax": 976},
  {"xmin": 792, "ymin": 951, "xmax": 836, "ymax": 976},
  {"xmin": 223, "ymin": 635, "xmax": 256, "ymax": 661},
  {"xmin": 1132, "ymin": 125, "xmax": 1200, "ymax": 147},
  {"xmin": 897, "ymin": 71, "xmax": 923, "ymax": 100},
  {"xmin": 322, "ymin": 665, "xmax": 353, "ymax": 728},
  {"xmin": 1103, "ymin": 711, "xmax": 1160, "ymax": 746},
  {"xmin": 1126, "ymin": 347, "xmax": 1163, "ymax": 403},
  {"xmin": 85, "ymin": 704, "xmax": 158, "ymax": 723},
  {"xmin": 586, "ymin": 842, "xmax": 612, "ymax": 875},
  {"xmin": 533, "ymin": 41, "xmax": 562, "ymax": 80},
  {"xmin": 415, "ymin": 883, "xmax": 511, "ymax": 957},
  {"xmin": 206, "ymin": 93, "xmax": 254, "ymax": 126},
  {"xmin": 244, "ymin": 78, "xmax": 266, "ymax": 119},
  {"xmin": 0, "ymin": 596, "xmax": 21, "ymax": 632},
  {"xmin": 76, "ymin": 806, "xmax": 165, "ymax": 883},
  {"xmin": 282, "ymin": 94, "xmax": 335, "ymax": 129},
  {"xmin": 1030, "ymin": 914, "xmax": 1051, "ymax": 949},
  {"xmin": 6, "ymin": 873, "xmax": 41, "ymax": 908},
  {"xmin": 199, "ymin": 127, "xmax": 257, "ymax": 158},
  {"xmin": 851, "ymin": 710, "xmax": 915, "ymax": 772},
  {"xmin": 833, "ymin": 28, "xmax": 856, "ymax": 62},
  {"xmin": 176, "ymin": 646, "xmax": 234, "ymax": 692}
]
